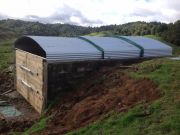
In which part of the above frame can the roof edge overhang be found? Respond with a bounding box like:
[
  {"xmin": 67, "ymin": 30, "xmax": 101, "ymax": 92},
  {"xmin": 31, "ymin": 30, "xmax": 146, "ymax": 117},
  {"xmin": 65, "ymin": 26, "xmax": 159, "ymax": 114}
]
[{"xmin": 14, "ymin": 36, "xmax": 46, "ymax": 58}]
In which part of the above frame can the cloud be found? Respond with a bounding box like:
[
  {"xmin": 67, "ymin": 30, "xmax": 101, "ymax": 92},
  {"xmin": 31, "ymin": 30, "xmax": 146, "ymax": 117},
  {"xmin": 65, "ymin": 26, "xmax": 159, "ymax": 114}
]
[
  {"xmin": 131, "ymin": 8, "xmax": 159, "ymax": 17},
  {"xmin": 0, "ymin": 13, "xmax": 8, "ymax": 20},
  {"xmin": 124, "ymin": 0, "xmax": 180, "ymax": 23},
  {"xmin": 23, "ymin": 5, "xmax": 103, "ymax": 26},
  {"xmin": 0, "ymin": 0, "xmax": 179, "ymax": 26},
  {"xmin": 49, "ymin": 5, "xmax": 103, "ymax": 25},
  {"xmin": 164, "ymin": 0, "xmax": 180, "ymax": 11}
]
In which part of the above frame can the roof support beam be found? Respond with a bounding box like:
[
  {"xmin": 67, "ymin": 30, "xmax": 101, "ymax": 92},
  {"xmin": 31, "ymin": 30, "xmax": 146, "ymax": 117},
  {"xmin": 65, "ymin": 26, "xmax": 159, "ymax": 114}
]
[
  {"xmin": 77, "ymin": 36, "xmax": 104, "ymax": 59},
  {"xmin": 110, "ymin": 36, "xmax": 144, "ymax": 57}
]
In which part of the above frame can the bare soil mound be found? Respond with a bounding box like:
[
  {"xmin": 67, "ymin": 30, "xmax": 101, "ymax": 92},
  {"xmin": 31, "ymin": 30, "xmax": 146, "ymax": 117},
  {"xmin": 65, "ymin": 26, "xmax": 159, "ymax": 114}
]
[
  {"xmin": 0, "ymin": 73, "xmax": 14, "ymax": 94},
  {"xmin": 37, "ymin": 66, "xmax": 160, "ymax": 135}
]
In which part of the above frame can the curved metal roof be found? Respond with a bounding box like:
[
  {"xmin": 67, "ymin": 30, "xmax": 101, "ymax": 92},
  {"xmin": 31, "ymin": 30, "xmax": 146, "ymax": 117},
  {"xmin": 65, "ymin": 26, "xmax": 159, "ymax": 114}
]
[
  {"xmin": 123, "ymin": 36, "xmax": 172, "ymax": 57},
  {"xmin": 83, "ymin": 36, "xmax": 139, "ymax": 51},
  {"xmin": 124, "ymin": 36, "xmax": 171, "ymax": 49},
  {"xmin": 29, "ymin": 36, "xmax": 101, "ymax": 54},
  {"xmin": 14, "ymin": 35, "xmax": 172, "ymax": 62},
  {"xmin": 82, "ymin": 36, "xmax": 140, "ymax": 59}
]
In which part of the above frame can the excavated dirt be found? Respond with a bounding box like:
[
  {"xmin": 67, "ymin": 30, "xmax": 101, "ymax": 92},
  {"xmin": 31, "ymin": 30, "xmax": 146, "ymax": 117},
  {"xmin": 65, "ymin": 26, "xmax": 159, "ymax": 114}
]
[
  {"xmin": 0, "ymin": 73, "xmax": 40, "ymax": 134},
  {"xmin": 0, "ymin": 72, "xmax": 14, "ymax": 94},
  {"xmin": 0, "ymin": 64, "xmax": 161, "ymax": 135},
  {"xmin": 36, "ymin": 65, "xmax": 161, "ymax": 135}
]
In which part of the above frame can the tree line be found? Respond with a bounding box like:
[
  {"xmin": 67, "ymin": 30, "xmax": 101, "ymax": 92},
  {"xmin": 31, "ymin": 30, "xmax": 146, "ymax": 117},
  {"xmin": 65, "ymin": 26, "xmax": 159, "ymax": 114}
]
[{"xmin": 0, "ymin": 19, "xmax": 179, "ymax": 46}]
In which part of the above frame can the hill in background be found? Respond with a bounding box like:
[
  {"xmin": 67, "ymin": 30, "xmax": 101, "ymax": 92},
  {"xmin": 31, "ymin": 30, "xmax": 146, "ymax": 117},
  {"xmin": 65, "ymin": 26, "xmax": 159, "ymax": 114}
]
[{"xmin": 0, "ymin": 19, "xmax": 180, "ymax": 46}]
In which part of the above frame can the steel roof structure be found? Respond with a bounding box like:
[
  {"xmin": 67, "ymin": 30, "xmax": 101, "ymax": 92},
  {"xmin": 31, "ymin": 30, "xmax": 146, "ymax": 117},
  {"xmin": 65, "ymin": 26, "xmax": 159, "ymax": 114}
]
[{"xmin": 14, "ymin": 36, "xmax": 172, "ymax": 62}]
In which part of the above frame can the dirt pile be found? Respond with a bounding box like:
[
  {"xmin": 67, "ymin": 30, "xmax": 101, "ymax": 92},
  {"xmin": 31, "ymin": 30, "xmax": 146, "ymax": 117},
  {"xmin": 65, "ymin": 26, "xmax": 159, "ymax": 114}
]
[
  {"xmin": 38, "ymin": 66, "xmax": 161, "ymax": 135},
  {"xmin": 0, "ymin": 118, "xmax": 35, "ymax": 133},
  {"xmin": 0, "ymin": 73, "xmax": 14, "ymax": 94}
]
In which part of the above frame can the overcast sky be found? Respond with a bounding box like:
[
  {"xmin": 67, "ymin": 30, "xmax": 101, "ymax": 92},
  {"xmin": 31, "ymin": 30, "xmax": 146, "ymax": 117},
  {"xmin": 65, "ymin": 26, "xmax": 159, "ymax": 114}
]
[{"xmin": 0, "ymin": 0, "xmax": 179, "ymax": 26}]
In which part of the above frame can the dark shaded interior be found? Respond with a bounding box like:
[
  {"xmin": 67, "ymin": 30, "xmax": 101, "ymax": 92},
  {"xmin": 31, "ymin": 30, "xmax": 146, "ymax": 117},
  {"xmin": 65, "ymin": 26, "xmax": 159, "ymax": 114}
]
[{"xmin": 14, "ymin": 36, "xmax": 46, "ymax": 57}]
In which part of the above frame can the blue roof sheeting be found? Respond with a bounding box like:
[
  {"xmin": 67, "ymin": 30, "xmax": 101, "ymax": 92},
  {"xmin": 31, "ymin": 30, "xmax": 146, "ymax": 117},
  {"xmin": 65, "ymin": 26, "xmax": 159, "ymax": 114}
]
[
  {"xmin": 14, "ymin": 36, "xmax": 172, "ymax": 63},
  {"xmin": 82, "ymin": 36, "xmax": 140, "ymax": 59},
  {"xmin": 123, "ymin": 36, "xmax": 172, "ymax": 57}
]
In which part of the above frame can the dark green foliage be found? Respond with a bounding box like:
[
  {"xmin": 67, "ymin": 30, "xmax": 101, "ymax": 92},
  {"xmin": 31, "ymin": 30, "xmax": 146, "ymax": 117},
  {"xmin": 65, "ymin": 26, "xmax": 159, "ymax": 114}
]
[
  {"xmin": 0, "ymin": 40, "xmax": 14, "ymax": 72},
  {"xmin": 161, "ymin": 21, "xmax": 180, "ymax": 46},
  {"xmin": 0, "ymin": 19, "xmax": 94, "ymax": 37},
  {"xmin": 0, "ymin": 19, "xmax": 180, "ymax": 46}
]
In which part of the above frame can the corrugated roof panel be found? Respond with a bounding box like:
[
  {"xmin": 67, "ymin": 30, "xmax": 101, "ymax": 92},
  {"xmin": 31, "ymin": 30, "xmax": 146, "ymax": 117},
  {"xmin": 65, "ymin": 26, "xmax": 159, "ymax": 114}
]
[
  {"xmin": 123, "ymin": 36, "xmax": 171, "ymax": 49},
  {"xmin": 82, "ymin": 36, "xmax": 140, "ymax": 59},
  {"xmin": 14, "ymin": 35, "xmax": 172, "ymax": 63},
  {"xmin": 29, "ymin": 36, "xmax": 101, "ymax": 54},
  {"xmin": 123, "ymin": 36, "xmax": 172, "ymax": 57},
  {"xmin": 83, "ymin": 36, "xmax": 140, "ymax": 51},
  {"xmin": 28, "ymin": 36, "xmax": 102, "ymax": 62}
]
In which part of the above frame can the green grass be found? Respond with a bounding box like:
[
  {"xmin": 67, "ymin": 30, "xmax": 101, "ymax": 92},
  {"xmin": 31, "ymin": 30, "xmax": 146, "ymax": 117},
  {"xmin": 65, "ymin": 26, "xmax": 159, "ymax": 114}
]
[
  {"xmin": 12, "ymin": 117, "xmax": 48, "ymax": 135},
  {"xmin": 144, "ymin": 35, "xmax": 163, "ymax": 41},
  {"xmin": 170, "ymin": 44, "xmax": 180, "ymax": 56},
  {"xmin": 0, "ymin": 40, "xmax": 15, "ymax": 72},
  {"xmin": 21, "ymin": 117, "xmax": 48, "ymax": 135},
  {"xmin": 67, "ymin": 58, "xmax": 180, "ymax": 135},
  {"xmin": 86, "ymin": 31, "xmax": 113, "ymax": 36}
]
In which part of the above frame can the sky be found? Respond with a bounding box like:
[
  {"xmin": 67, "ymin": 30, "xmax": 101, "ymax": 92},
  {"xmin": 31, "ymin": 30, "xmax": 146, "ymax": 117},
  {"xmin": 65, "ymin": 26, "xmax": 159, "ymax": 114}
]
[{"xmin": 0, "ymin": 0, "xmax": 179, "ymax": 26}]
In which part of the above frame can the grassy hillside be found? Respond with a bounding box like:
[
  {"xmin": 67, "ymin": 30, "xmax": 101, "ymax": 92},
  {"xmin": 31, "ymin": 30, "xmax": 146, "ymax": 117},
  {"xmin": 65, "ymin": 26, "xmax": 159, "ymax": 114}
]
[
  {"xmin": 67, "ymin": 58, "xmax": 180, "ymax": 135},
  {"xmin": 0, "ymin": 26, "xmax": 16, "ymax": 42},
  {"xmin": 0, "ymin": 40, "xmax": 14, "ymax": 72},
  {"xmin": 86, "ymin": 31, "xmax": 114, "ymax": 36},
  {"xmin": 10, "ymin": 58, "xmax": 180, "ymax": 135}
]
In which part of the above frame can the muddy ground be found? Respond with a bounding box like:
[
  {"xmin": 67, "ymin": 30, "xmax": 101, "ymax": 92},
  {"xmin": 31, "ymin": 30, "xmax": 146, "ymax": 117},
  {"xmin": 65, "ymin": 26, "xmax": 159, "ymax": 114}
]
[
  {"xmin": 0, "ymin": 64, "xmax": 161, "ymax": 135},
  {"xmin": 0, "ymin": 72, "xmax": 39, "ymax": 134}
]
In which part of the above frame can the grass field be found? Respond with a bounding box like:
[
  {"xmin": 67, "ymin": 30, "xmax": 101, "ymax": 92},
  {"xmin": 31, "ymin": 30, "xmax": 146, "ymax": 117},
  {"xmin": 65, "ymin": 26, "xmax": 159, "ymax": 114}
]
[
  {"xmin": 0, "ymin": 39, "xmax": 14, "ymax": 72},
  {"xmin": 86, "ymin": 31, "xmax": 114, "ymax": 36}
]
